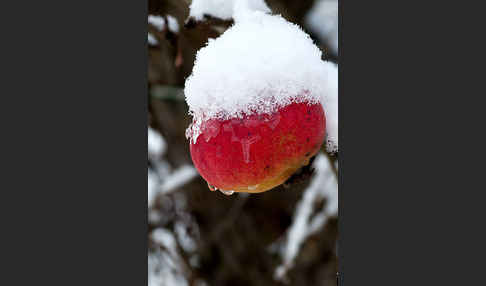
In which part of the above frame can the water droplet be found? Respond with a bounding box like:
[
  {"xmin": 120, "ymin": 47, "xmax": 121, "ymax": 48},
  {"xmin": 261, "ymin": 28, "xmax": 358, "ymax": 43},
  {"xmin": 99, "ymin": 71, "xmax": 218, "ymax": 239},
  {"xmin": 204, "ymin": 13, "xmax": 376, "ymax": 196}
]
[
  {"xmin": 219, "ymin": 189, "xmax": 234, "ymax": 196},
  {"xmin": 207, "ymin": 183, "xmax": 218, "ymax": 192}
]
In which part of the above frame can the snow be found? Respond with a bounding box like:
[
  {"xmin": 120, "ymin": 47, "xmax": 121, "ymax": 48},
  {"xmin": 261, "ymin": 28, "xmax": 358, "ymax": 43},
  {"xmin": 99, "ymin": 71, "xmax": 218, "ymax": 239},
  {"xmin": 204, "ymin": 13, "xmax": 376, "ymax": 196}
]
[
  {"xmin": 148, "ymin": 208, "xmax": 163, "ymax": 224},
  {"xmin": 304, "ymin": 0, "xmax": 338, "ymax": 55},
  {"xmin": 161, "ymin": 165, "xmax": 198, "ymax": 194},
  {"xmin": 321, "ymin": 63, "xmax": 338, "ymax": 152},
  {"xmin": 166, "ymin": 15, "xmax": 180, "ymax": 33},
  {"xmin": 148, "ymin": 33, "xmax": 158, "ymax": 46},
  {"xmin": 148, "ymin": 130, "xmax": 196, "ymax": 206},
  {"xmin": 148, "ymin": 127, "xmax": 166, "ymax": 158},
  {"xmin": 152, "ymin": 228, "xmax": 178, "ymax": 250},
  {"xmin": 274, "ymin": 154, "xmax": 338, "ymax": 281},
  {"xmin": 185, "ymin": 8, "xmax": 338, "ymax": 146},
  {"xmin": 175, "ymin": 221, "xmax": 198, "ymax": 252},
  {"xmin": 148, "ymin": 164, "xmax": 197, "ymax": 206},
  {"xmin": 189, "ymin": 0, "xmax": 270, "ymax": 21},
  {"xmin": 148, "ymin": 196, "xmax": 202, "ymax": 286},
  {"xmin": 149, "ymin": 228, "xmax": 189, "ymax": 286},
  {"xmin": 148, "ymin": 251, "xmax": 186, "ymax": 286},
  {"xmin": 148, "ymin": 169, "xmax": 159, "ymax": 207},
  {"xmin": 148, "ymin": 15, "xmax": 165, "ymax": 31},
  {"xmin": 148, "ymin": 14, "xmax": 179, "ymax": 33}
]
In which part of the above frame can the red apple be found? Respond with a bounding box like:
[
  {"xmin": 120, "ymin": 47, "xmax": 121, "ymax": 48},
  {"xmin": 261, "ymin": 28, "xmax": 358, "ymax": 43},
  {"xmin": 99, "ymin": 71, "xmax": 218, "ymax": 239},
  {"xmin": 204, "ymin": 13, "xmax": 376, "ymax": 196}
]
[{"xmin": 189, "ymin": 101, "xmax": 326, "ymax": 193}]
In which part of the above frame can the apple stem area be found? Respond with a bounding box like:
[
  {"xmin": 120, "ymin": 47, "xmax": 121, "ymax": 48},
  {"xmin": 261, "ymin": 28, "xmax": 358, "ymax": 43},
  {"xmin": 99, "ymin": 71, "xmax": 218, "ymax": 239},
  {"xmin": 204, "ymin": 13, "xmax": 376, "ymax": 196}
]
[
  {"xmin": 282, "ymin": 155, "xmax": 317, "ymax": 188},
  {"xmin": 283, "ymin": 151, "xmax": 339, "ymax": 187}
]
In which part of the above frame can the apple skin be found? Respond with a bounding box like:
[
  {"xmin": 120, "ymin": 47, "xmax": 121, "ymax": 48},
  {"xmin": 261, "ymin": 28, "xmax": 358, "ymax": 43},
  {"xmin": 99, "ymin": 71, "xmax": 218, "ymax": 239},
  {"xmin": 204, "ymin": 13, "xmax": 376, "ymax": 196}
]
[{"xmin": 189, "ymin": 102, "xmax": 326, "ymax": 193}]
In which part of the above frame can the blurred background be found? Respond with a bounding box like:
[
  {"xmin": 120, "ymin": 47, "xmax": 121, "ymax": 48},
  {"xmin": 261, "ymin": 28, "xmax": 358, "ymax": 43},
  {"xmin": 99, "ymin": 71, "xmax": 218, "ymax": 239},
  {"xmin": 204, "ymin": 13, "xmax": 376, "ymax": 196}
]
[{"xmin": 148, "ymin": 0, "xmax": 338, "ymax": 285}]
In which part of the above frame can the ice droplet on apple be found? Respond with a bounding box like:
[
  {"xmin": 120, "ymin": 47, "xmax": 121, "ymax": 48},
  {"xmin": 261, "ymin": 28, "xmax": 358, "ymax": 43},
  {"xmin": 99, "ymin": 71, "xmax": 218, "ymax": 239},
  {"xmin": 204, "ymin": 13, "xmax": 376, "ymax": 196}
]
[
  {"xmin": 207, "ymin": 183, "xmax": 218, "ymax": 192},
  {"xmin": 219, "ymin": 189, "xmax": 234, "ymax": 196}
]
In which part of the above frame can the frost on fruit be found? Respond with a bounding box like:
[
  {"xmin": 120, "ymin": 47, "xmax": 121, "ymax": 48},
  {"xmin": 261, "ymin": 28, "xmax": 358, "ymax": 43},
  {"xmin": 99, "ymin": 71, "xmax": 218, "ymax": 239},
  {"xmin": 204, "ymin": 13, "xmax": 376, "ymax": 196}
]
[{"xmin": 185, "ymin": 5, "xmax": 337, "ymax": 149}]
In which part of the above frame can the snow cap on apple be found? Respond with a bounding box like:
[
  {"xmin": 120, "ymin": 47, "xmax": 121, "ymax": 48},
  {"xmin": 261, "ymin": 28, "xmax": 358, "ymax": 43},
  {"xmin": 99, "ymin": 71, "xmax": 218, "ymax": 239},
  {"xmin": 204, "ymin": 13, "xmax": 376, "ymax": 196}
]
[{"xmin": 185, "ymin": 0, "xmax": 338, "ymax": 194}]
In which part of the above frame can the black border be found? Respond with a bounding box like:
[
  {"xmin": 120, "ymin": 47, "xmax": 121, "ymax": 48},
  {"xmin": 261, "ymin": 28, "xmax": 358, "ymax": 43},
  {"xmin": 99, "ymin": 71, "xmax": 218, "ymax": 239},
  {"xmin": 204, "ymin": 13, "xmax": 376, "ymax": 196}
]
[{"xmin": 2, "ymin": 0, "xmax": 148, "ymax": 284}]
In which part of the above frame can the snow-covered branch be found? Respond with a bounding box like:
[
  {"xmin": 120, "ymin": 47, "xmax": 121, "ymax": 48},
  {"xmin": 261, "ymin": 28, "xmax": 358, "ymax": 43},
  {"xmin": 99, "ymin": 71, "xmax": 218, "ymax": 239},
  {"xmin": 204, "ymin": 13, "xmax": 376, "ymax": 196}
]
[{"xmin": 273, "ymin": 153, "xmax": 338, "ymax": 281}]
